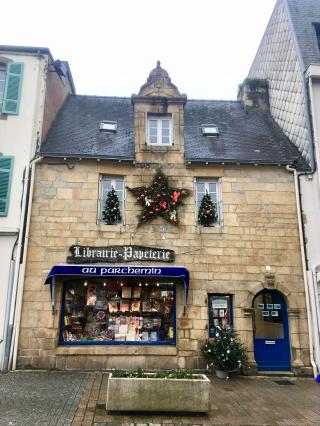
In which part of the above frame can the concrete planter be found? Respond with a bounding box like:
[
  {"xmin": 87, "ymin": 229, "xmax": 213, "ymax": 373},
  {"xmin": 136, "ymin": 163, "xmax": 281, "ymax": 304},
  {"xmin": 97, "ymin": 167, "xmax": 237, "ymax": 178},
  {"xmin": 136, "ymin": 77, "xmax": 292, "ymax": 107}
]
[{"xmin": 106, "ymin": 372, "xmax": 210, "ymax": 412}]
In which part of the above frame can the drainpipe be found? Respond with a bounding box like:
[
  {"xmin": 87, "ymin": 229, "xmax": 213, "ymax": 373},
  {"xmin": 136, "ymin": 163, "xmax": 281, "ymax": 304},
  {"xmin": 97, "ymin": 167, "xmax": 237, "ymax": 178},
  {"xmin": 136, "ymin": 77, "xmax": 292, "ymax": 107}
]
[
  {"xmin": 309, "ymin": 267, "xmax": 320, "ymax": 369},
  {"xmin": 9, "ymin": 156, "xmax": 42, "ymax": 370},
  {"xmin": 286, "ymin": 165, "xmax": 318, "ymax": 377},
  {"xmin": 1, "ymin": 236, "xmax": 18, "ymax": 370}
]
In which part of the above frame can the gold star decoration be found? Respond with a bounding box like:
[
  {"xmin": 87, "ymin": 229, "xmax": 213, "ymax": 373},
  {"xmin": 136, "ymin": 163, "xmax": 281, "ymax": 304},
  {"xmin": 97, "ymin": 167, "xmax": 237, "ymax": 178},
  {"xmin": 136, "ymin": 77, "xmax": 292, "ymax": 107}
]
[{"xmin": 127, "ymin": 169, "xmax": 191, "ymax": 226}]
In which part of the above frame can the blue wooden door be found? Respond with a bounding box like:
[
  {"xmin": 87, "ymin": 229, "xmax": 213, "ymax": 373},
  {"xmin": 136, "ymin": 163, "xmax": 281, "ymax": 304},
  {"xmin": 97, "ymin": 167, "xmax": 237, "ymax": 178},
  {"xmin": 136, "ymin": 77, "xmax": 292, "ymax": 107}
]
[{"xmin": 253, "ymin": 290, "xmax": 291, "ymax": 371}]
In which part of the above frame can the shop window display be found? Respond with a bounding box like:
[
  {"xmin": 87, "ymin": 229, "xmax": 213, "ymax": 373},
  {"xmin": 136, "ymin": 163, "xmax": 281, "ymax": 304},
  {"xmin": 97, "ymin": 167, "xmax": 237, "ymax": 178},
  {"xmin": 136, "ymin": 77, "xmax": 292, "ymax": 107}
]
[{"xmin": 60, "ymin": 278, "xmax": 175, "ymax": 344}]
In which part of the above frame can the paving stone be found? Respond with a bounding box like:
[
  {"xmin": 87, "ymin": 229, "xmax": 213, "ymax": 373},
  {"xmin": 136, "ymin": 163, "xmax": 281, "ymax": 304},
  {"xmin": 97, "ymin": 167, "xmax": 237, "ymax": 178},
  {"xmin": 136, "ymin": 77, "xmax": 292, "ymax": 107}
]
[
  {"xmin": 0, "ymin": 371, "xmax": 88, "ymax": 426},
  {"xmin": 2, "ymin": 371, "xmax": 320, "ymax": 425}
]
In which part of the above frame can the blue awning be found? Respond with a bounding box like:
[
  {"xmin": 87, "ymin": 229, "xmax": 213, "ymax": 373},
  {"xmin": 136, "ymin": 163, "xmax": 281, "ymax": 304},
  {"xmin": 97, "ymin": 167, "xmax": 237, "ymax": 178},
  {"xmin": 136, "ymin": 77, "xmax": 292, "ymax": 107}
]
[{"xmin": 45, "ymin": 264, "xmax": 190, "ymax": 311}]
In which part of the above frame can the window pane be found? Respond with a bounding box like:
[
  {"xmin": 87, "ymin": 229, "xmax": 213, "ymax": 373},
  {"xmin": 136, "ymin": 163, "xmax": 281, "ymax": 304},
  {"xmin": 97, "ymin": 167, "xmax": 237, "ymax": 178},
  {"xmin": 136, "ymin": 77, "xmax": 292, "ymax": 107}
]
[
  {"xmin": 209, "ymin": 183, "xmax": 217, "ymax": 193},
  {"xmin": 162, "ymin": 120, "xmax": 170, "ymax": 129},
  {"xmin": 162, "ymin": 136, "xmax": 170, "ymax": 145},
  {"xmin": 149, "ymin": 120, "xmax": 157, "ymax": 129},
  {"xmin": 115, "ymin": 180, "xmax": 123, "ymax": 190},
  {"xmin": 197, "ymin": 183, "xmax": 205, "ymax": 193},
  {"xmin": 149, "ymin": 136, "xmax": 157, "ymax": 144},
  {"xmin": 162, "ymin": 128, "xmax": 169, "ymax": 136},
  {"xmin": 253, "ymin": 293, "xmax": 284, "ymax": 339},
  {"xmin": 149, "ymin": 128, "xmax": 158, "ymax": 137}
]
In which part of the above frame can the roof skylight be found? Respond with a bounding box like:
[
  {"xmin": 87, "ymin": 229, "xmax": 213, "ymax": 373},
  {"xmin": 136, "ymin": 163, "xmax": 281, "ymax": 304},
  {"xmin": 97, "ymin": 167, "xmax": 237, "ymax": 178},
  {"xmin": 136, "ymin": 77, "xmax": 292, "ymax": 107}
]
[
  {"xmin": 201, "ymin": 124, "xmax": 219, "ymax": 137},
  {"xmin": 99, "ymin": 121, "xmax": 118, "ymax": 133}
]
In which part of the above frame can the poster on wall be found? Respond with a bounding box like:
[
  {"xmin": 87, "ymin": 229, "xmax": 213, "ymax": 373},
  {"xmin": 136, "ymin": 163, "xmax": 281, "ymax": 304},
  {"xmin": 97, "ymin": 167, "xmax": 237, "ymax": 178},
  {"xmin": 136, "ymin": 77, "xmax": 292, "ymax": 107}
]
[{"xmin": 212, "ymin": 298, "xmax": 228, "ymax": 309}]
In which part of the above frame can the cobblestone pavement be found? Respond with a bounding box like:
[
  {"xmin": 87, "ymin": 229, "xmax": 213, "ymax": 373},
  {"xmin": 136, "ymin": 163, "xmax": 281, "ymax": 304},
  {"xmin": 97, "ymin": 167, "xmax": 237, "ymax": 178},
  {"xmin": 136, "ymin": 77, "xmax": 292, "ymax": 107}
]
[
  {"xmin": 0, "ymin": 371, "xmax": 88, "ymax": 426},
  {"xmin": 1, "ymin": 371, "xmax": 320, "ymax": 426}
]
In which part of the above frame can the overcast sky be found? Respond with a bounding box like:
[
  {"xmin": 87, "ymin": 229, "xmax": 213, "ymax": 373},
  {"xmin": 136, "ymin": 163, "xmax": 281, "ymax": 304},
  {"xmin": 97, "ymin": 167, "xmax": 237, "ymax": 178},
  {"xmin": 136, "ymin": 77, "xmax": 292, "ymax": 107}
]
[{"xmin": 2, "ymin": 0, "xmax": 276, "ymax": 99}]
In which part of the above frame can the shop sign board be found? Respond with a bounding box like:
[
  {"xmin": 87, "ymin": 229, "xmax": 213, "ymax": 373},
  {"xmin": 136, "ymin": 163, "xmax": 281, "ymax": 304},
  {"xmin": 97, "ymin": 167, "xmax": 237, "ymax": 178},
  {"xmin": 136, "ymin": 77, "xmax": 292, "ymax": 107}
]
[{"xmin": 67, "ymin": 245, "xmax": 175, "ymax": 264}]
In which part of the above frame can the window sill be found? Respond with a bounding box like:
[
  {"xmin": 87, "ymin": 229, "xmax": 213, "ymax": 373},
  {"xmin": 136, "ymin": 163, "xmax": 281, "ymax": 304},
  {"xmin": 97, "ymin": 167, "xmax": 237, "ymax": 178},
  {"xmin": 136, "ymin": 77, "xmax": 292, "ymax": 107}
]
[
  {"xmin": 97, "ymin": 222, "xmax": 125, "ymax": 232},
  {"xmin": 56, "ymin": 345, "xmax": 177, "ymax": 356},
  {"xmin": 141, "ymin": 145, "xmax": 180, "ymax": 152},
  {"xmin": 196, "ymin": 225, "xmax": 223, "ymax": 234}
]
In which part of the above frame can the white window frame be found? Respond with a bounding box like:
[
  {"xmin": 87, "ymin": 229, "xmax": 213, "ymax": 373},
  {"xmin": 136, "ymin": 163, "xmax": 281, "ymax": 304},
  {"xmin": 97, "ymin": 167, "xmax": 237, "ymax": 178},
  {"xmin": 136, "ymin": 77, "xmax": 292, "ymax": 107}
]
[
  {"xmin": 195, "ymin": 178, "xmax": 221, "ymax": 226},
  {"xmin": 98, "ymin": 175, "xmax": 125, "ymax": 224},
  {"xmin": 147, "ymin": 115, "xmax": 172, "ymax": 146}
]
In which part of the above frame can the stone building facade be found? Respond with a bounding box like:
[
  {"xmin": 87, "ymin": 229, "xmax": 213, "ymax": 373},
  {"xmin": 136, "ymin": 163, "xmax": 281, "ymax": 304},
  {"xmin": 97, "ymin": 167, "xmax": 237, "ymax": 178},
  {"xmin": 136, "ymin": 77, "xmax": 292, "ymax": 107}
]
[
  {"xmin": 17, "ymin": 63, "xmax": 311, "ymax": 374},
  {"xmin": 247, "ymin": 0, "xmax": 320, "ymax": 375}
]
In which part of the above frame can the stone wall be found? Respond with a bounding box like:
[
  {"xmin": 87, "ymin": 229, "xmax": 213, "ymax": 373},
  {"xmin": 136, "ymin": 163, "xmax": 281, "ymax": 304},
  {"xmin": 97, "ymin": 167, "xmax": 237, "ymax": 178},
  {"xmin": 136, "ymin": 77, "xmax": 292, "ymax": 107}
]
[{"xmin": 17, "ymin": 160, "xmax": 310, "ymax": 372}]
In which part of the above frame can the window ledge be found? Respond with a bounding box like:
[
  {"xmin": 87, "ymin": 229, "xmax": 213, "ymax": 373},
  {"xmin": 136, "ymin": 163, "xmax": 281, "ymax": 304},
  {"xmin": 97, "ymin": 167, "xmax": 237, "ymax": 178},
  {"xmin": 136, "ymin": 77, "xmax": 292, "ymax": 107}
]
[
  {"xmin": 56, "ymin": 345, "xmax": 177, "ymax": 356},
  {"xmin": 96, "ymin": 223, "xmax": 125, "ymax": 232},
  {"xmin": 141, "ymin": 145, "xmax": 179, "ymax": 152},
  {"xmin": 196, "ymin": 225, "xmax": 223, "ymax": 234}
]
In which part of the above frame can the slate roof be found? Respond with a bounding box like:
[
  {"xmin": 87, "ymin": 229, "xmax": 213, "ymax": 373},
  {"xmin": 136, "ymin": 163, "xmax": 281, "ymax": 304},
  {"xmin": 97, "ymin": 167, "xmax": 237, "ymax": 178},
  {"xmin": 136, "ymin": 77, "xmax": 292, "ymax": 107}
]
[
  {"xmin": 286, "ymin": 0, "xmax": 320, "ymax": 68},
  {"xmin": 184, "ymin": 100, "xmax": 308, "ymax": 170},
  {"xmin": 41, "ymin": 95, "xmax": 309, "ymax": 171},
  {"xmin": 41, "ymin": 96, "xmax": 135, "ymax": 160}
]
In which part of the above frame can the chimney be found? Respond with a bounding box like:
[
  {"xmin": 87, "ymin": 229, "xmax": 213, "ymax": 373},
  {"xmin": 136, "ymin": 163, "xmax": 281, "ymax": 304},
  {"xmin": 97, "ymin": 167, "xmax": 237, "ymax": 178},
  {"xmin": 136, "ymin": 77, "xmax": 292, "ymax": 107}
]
[{"xmin": 238, "ymin": 78, "xmax": 269, "ymax": 111}]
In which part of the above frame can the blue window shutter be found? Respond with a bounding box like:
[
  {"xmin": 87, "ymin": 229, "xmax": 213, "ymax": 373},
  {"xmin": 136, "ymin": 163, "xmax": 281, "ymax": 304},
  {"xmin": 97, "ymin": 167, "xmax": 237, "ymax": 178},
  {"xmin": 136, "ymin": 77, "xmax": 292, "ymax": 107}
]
[
  {"xmin": 0, "ymin": 157, "xmax": 14, "ymax": 216},
  {"xmin": 2, "ymin": 63, "xmax": 24, "ymax": 115}
]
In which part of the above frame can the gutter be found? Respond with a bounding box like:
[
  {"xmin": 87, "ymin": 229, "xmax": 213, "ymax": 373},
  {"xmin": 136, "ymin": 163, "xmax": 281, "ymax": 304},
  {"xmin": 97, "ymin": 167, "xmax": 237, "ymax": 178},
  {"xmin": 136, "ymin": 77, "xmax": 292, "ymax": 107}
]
[
  {"xmin": 286, "ymin": 165, "xmax": 319, "ymax": 378},
  {"xmin": 9, "ymin": 156, "xmax": 42, "ymax": 370}
]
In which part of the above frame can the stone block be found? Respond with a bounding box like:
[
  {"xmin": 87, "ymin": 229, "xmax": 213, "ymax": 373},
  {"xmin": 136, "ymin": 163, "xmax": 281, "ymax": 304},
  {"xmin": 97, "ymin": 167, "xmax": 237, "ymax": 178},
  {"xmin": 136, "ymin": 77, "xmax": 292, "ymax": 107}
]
[
  {"xmin": 179, "ymin": 339, "xmax": 198, "ymax": 351},
  {"xmin": 56, "ymin": 188, "xmax": 73, "ymax": 199}
]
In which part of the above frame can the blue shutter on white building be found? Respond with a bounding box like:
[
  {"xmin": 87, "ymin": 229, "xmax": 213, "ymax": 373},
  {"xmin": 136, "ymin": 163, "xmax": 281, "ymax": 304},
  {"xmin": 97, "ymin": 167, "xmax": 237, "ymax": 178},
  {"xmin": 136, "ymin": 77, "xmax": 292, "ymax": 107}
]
[
  {"xmin": 2, "ymin": 63, "xmax": 24, "ymax": 115},
  {"xmin": 0, "ymin": 157, "xmax": 14, "ymax": 216}
]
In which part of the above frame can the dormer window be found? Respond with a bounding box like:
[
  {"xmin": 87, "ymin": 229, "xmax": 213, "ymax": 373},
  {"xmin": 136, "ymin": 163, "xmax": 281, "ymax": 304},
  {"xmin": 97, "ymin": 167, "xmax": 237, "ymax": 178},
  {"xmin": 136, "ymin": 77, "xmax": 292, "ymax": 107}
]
[
  {"xmin": 99, "ymin": 121, "xmax": 117, "ymax": 133},
  {"xmin": 202, "ymin": 124, "xmax": 219, "ymax": 137},
  {"xmin": 147, "ymin": 115, "xmax": 172, "ymax": 146}
]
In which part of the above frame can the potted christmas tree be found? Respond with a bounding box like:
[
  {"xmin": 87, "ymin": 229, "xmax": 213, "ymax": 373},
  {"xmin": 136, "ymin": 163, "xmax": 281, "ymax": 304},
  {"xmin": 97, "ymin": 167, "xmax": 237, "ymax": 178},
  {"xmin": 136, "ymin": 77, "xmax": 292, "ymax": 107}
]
[
  {"xmin": 202, "ymin": 325, "xmax": 248, "ymax": 379},
  {"xmin": 102, "ymin": 187, "xmax": 121, "ymax": 225},
  {"xmin": 198, "ymin": 191, "xmax": 217, "ymax": 226}
]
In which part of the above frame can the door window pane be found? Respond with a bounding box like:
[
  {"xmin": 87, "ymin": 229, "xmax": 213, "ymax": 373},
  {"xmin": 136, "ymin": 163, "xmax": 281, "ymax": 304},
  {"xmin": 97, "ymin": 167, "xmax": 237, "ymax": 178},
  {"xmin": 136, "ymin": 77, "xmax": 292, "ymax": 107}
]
[{"xmin": 253, "ymin": 292, "xmax": 284, "ymax": 339}]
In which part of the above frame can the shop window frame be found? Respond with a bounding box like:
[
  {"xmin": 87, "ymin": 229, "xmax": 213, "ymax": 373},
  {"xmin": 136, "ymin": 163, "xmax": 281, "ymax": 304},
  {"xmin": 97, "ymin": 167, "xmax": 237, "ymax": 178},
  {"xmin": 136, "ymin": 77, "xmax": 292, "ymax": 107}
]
[
  {"xmin": 208, "ymin": 293, "xmax": 233, "ymax": 338},
  {"xmin": 58, "ymin": 278, "xmax": 177, "ymax": 346}
]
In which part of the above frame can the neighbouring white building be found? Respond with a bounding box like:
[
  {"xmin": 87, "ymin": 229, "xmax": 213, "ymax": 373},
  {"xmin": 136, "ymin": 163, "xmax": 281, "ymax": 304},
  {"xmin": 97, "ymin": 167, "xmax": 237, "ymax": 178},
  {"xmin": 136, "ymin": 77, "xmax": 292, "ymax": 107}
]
[
  {"xmin": 0, "ymin": 45, "xmax": 75, "ymax": 370},
  {"xmin": 247, "ymin": 0, "xmax": 320, "ymax": 377}
]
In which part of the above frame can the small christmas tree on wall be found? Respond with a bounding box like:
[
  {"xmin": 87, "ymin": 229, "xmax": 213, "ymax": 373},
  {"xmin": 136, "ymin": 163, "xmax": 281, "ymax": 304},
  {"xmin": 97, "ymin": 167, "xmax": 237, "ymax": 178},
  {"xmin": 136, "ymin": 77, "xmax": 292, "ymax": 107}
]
[
  {"xmin": 198, "ymin": 192, "xmax": 217, "ymax": 226},
  {"xmin": 102, "ymin": 187, "xmax": 122, "ymax": 225}
]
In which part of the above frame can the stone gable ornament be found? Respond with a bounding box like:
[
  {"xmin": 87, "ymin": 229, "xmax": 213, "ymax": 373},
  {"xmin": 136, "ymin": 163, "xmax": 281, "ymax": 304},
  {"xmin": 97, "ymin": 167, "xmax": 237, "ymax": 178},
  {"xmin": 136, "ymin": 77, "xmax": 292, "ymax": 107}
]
[{"xmin": 127, "ymin": 169, "xmax": 190, "ymax": 226}]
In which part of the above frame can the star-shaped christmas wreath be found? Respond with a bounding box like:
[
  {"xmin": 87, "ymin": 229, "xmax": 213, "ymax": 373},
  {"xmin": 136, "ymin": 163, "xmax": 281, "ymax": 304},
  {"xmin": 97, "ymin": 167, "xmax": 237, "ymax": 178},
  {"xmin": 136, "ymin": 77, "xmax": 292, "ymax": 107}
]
[{"xmin": 127, "ymin": 169, "xmax": 191, "ymax": 226}]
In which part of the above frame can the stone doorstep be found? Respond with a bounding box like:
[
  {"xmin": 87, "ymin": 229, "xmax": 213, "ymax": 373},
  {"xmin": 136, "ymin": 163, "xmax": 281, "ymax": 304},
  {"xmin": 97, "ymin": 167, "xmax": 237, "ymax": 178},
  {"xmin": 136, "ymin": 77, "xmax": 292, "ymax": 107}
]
[{"xmin": 257, "ymin": 370, "xmax": 295, "ymax": 377}]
